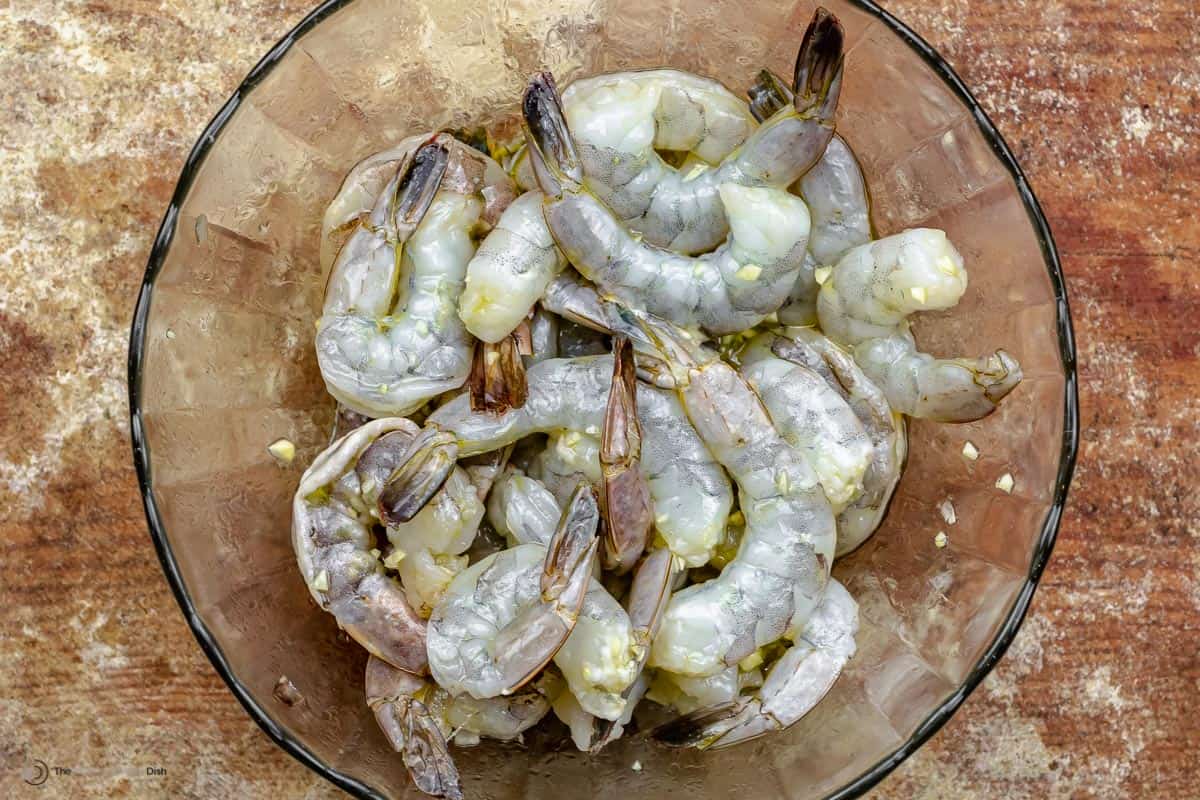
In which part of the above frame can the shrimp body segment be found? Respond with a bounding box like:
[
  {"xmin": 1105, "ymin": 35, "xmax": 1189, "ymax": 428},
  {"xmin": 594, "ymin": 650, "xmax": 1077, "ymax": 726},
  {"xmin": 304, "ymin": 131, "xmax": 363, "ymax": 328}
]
[
  {"xmin": 740, "ymin": 351, "xmax": 873, "ymax": 510},
  {"xmin": 426, "ymin": 356, "xmax": 734, "ymax": 567},
  {"xmin": 459, "ymin": 191, "xmax": 568, "ymax": 343}
]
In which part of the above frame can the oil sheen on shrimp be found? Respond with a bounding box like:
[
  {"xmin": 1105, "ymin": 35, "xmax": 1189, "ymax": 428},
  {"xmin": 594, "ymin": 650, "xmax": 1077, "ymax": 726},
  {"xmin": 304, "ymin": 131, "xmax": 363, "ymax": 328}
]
[
  {"xmin": 316, "ymin": 137, "xmax": 515, "ymax": 417},
  {"xmin": 817, "ymin": 228, "xmax": 1023, "ymax": 422},
  {"xmin": 634, "ymin": 315, "xmax": 837, "ymax": 678},
  {"xmin": 425, "ymin": 356, "xmax": 733, "ymax": 567},
  {"xmin": 524, "ymin": 74, "xmax": 812, "ymax": 335},
  {"xmin": 292, "ymin": 418, "xmax": 428, "ymax": 673}
]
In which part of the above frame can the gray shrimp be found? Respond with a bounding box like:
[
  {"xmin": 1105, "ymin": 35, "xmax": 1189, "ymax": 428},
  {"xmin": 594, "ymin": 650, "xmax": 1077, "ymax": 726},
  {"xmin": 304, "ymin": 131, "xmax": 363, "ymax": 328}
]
[
  {"xmin": 523, "ymin": 72, "xmax": 812, "ymax": 335},
  {"xmin": 632, "ymin": 313, "xmax": 837, "ymax": 678},
  {"xmin": 424, "ymin": 356, "xmax": 734, "ymax": 567},
  {"xmin": 747, "ymin": 327, "xmax": 906, "ymax": 556},
  {"xmin": 654, "ymin": 578, "xmax": 858, "ymax": 749},
  {"xmin": 817, "ymin": 228, "xmax": 1022, "ymax": 422},
  {"xmin": 558, "ymin": 9, "xmax": 845, "ymax": 255}
]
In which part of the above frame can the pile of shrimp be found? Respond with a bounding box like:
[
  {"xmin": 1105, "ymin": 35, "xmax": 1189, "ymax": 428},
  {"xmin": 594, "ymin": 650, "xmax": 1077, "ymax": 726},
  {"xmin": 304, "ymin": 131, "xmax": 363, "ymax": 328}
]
[{"xmin": 292, "ymin": 9, "xmax": 1022, "ymax": 798}]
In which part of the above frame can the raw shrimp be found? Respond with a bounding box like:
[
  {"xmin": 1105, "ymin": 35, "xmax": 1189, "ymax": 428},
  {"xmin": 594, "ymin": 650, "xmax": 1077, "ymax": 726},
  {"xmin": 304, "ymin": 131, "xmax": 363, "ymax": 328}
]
[
  {"xmin": 524, "ymin": 72, "xmax": 812, "ymax": 335},
  {"xmin": 737, "ymin": 342, "xmax": 873, "ymax": 510},
  {"xmin": 760, "ymin": 327, "xmax": 907, "ymax": 555},
  {"xmin": 426, "ymin": 485, "xmax": 600, "ymax": 699},
  {"xmin": 425, "ymin": 356, "xmax": 733, "ymax": 567},
  {"xmin": 633, "ymin": 313, "xmax": 836, "ymax": 678},
  {"xmin": 816, "ymin": 228, "xmax": 1022, "ymax": 422},
  {"xmin": 321, "ymin": 134, "xmax": 514, "ymax": 273},
  {"xmin": 557, "ymin": 69, "xmax": 757, "ymax": 254},
  {"xmin": 531, "ymin": 430, "xmax": 603, "ymax": 508},
  {"xmin": 292, "ymin": 418, "xmax": 428, "ymax": 673},
  {"xmin": 317, "ymin": 137, "xmax": 511, "ymax": 416},
  {"xmin": 655, "ymin": 579, "xmax": 858, "ymax": 749},
  {"xmin": 365, "ymin": 657, "xmax": 462, "ymax": 800},
  {"xmin": 746, "ymin": 68, "xmax": 872, "ymax": 265},
  {"xmin": 534, "ymin": 9, "xmax": 844, "ymax": 257},
  {"xmin": 458, "ymin": 191, "xmax": 568, "ymax": 343},
  {"xmin": 746, "ymin": 68, "xmax": 871, "ymax": 326}
]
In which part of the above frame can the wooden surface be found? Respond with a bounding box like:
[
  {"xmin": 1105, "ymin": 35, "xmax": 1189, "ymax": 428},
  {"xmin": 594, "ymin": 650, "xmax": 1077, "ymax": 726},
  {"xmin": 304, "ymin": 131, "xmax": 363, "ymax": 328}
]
[{"xmin": 1, "ymin": 1, "xmax": 1197, "ymax": 797}]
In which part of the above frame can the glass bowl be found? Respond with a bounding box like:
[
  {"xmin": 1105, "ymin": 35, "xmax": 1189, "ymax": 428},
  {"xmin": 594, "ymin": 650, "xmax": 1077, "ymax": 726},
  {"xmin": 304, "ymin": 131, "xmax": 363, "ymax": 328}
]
[{"xmin": 128, "ymin": 0, "xmax": 1078, "ymax": 797}]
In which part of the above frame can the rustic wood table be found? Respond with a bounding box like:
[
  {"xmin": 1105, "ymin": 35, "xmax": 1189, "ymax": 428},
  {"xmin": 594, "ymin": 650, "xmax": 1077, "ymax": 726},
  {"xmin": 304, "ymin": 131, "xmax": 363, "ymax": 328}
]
[{"xmin": 1, "ymin": 1, "xmax": 1196, "ymax": 797}]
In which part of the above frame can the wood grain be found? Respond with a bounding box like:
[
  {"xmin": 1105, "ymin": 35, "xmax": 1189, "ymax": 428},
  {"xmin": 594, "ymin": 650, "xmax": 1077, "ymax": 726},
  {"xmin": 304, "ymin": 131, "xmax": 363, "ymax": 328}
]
[{"xmin": 0, "ymin": 1, "xmax": 1196, "ymax": 798}]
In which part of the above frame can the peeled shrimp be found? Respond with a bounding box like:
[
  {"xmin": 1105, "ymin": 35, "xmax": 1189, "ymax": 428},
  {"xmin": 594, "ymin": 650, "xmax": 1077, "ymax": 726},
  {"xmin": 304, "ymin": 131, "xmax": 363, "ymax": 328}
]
[
  {"xmin": 458, "ymin": 191, "xmax": 568, "ymax": 343},
  {"xmin": 655, "ymin": 579, "xmax": 858, "ymax": 749},
  {"xmin": 817, "ymin": 228, "xmax": 1022, "ymax": 422},
  {"xmin": 425, "ymin": 356, "xmax": 733, "ymax": 567},
  {"xmin": 739, "ymin": 348, "xmax": 873, "ymax": 510},
  {"xmin": 317, "ymin": 137, "xmax": 513, "ymax": 416},
  {"xmin": 635, "ymin": 315, "xmax": 836, "ymax": 678},
  {"xmin": 292, "ymin": 418, "xmax": 427, "ymax": 673},
  {"xmin": 556, "ymin": 69, "xmax": 757, "ymax": 254},
  {"xmin": 760, "ymin": 327, "xmax": 907, "ymax": 555},
  {"xmin": 480, "ymin": 470, "xmax": 676, "ymax": 720},
  {"xmin": 426, "ymin": 485, "xmax": 600, "ymax": 699},
  {"xmin": 524, "ymin": 73, "xmax": 812, "ymax": 335},
  {"xmin": 548, "ymin": 11, "xmax": 843, "ymax": 256}
]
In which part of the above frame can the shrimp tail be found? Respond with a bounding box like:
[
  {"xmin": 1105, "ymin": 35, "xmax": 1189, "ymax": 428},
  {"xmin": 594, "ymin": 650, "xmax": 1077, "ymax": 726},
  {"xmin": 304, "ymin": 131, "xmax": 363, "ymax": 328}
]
[
  {"xmin": 792, "ymin": 8, "xmax": 845, "ymax": 121},
  {"xmin": 493, "ymin": 484, "xmax": 600, "ymax": 695},
  {"xmin": 855, "ymin": 336, "xmax": 1023, "ymax": 422},
  {"xmin": 390, "ymin": 137, "xmax": 451, "ymax": 239},
  {"xmin": 746, "ymin": 68, "xmax": 793, "ymax": 122},
  {"xmin": 652, "ymin": 698, "xmax": 760, "ymax": 749},
  {"xmin": 378, "ymin": 428, "xmax": 459, "ymax": 524},
  {"xmin": 365, "ymin": 658, "xmax": 464, "ymax": 800},
  {"xmin": 400, "ymin": 700, "xmax": 465, "ymax": 800},
  {"xmin": 469, "ymin": 335, "xmax": 529, "ymax": 413},
  {"xmin": 522, "ymin": 72, "xmax": 583, "ymax": 199},
  {"xmin": 600, "ymin": 337, "xmax": 654, "ymax": 573}
]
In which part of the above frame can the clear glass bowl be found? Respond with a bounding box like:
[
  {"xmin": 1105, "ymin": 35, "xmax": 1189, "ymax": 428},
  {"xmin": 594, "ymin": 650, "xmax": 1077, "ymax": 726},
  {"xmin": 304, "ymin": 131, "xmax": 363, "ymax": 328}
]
[{"xmin": 128, "ymin": 0, "xmax": 1078, "ymax": 797}]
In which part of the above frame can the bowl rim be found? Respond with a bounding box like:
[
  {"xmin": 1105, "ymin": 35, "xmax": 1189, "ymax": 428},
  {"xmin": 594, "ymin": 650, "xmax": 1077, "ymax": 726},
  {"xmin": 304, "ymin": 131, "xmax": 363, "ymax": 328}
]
[{"xmin": 127, "ymin": 1, "xmax": 1080, "ymax": 797}]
